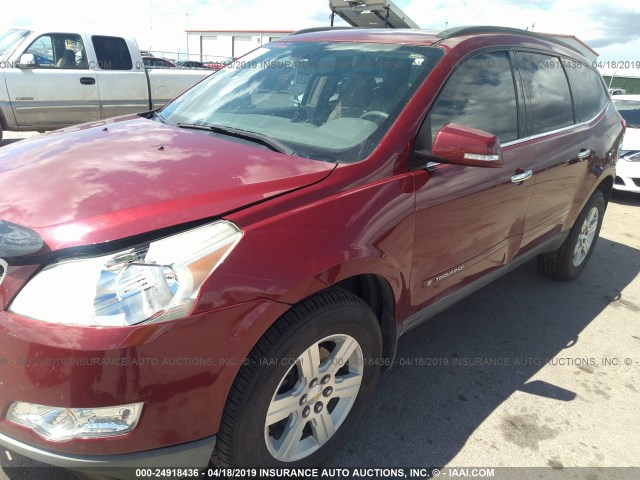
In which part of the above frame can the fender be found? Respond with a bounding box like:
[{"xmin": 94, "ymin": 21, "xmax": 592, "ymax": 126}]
[
  {"xmin": 195, "ymin": 171, "xmax": 417, "ymax": 317},
  {"xmin": 563, "ymin": 102, "xmax": 623, "ymax": 228}
]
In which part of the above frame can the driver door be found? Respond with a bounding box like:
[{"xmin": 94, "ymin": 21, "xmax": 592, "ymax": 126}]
[
  {"xmin": 5, "ymin": 32, "xmax": 100, "ymax": 128},
  {"xmin": 409, "ymin": 51, "xmax": 535, "ymax": 315}
]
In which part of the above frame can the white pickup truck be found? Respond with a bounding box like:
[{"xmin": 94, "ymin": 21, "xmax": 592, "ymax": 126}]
[{"xmin": 0, "ymin": 28, "xmax": 212, "ymax": 141}]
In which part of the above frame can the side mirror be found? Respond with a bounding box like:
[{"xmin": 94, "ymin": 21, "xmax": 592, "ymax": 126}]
[
  {"xmin": 17, "ymin": 53, "xmax": 37, "ymax": 69},
  {"xmin": 415, "ymin": 123, "xmax": 504, "ymax": 168}
]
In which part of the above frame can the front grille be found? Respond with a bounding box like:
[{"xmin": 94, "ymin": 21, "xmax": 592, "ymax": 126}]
[{"xmin": 633, "ymin": 178, "xmax": 640, "ymax": 187}]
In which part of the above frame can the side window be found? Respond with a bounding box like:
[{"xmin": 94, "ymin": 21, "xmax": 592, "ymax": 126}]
[
  {"xmin": 92, "ymin": 36, "xmax": 133, "ymax": 70},
  {"xmin": 428, "ymin": 51, "xmax": 519, "ymax": 145},
  {"xmin": 24, "ymin": 34, "xmax": 88, "ymax": 69},
  {"xmin": 565, "ymin": 62, "xmax": 608, "ymax": 123},
  {"xmin": 515, "ymin": 52, "xmax": 574, "ymax": 135}
]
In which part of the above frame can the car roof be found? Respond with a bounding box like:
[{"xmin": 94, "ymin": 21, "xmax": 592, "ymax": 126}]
[{"xmin": 285, "ymin": 26, "xmax": 590, "ymax": 63}]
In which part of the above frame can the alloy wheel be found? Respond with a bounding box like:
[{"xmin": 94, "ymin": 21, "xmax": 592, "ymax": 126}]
[
  {"xmin": 264, "ymin": 334, "xmax": 364, "ymax": 462},
  {"xmin": 572, "ymin": 206, "xmax": 599, "ymax": 267}
]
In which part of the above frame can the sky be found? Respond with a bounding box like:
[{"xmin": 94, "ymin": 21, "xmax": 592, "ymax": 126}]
[{"xmin": 2, "ymin": 0, "xmax": 640, "ymax": 73}]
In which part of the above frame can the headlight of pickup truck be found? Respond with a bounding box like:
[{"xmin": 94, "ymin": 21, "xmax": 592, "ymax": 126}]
[{"xmin": 9, "ymin": 221, "xmax": 242, "ymax": 326}]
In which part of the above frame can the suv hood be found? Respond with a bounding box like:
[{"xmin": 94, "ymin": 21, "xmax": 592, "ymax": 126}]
[{"xmin": 0, "ymin": 116, "xmax": 335, "ymax": 253}]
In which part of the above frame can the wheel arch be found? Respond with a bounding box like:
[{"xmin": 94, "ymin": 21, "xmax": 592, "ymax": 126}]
[
  {"xmin": 565, "ymin": 172, "xmax": 615, "ymax": 232},
  {"xmin": 213, "ymin": 287, "xmax": 385, "ymax": 467},
  {"xmin": 0, "ymin": 102, "xmax": 14, "ymax": 132},
  {"xmin": 268, "ymin": 271, "xmax": 400, "ymax": 369},
  {"xmin": 596, "ymin": 174, "xmax": 614, "ymax": 205},
  {"xmin": 207, "ymin": 263, "xmax": 404, "ymax": 435},
  {"xmin": 269, "ymin": 260, "xmax": 404, "ymax": 370},
  {"xmin": 332, "ymin": 274, "xmax": 398, "ymax": 368},
  {"xmin": 0, "ymin": 110, "xmax": 6, "ymax": 137}
]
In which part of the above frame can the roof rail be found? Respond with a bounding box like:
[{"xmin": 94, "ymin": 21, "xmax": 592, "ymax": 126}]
[
  {"xmin": 436, "ymin": 26, "xmax": 583, "ymax": 56},
  {"xmin": 288, "ymin": 27, "xmax": 353, "ymax": 36}
]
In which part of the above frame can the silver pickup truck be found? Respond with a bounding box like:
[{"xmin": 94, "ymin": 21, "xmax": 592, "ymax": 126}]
[{"xmin": 0, "ymin": 28, "xmax": 212, "ymax": 142}]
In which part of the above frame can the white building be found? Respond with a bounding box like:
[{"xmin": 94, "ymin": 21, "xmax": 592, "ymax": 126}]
[
  {"xmin": 184, "ymin": 28, "xmax": 600, "ymax": 66},
  {"xmin": 186, "ymin": 30, "xmax": 293, "ymax": 61}
]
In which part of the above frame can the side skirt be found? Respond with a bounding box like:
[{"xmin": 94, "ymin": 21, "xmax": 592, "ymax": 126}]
[{"xmin": 398, "ymin": 231, "xmax": 569, "ymax": 337}]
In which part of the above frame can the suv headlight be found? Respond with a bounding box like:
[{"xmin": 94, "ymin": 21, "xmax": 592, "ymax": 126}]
[
  {"xmin": 623, "ymin": 151, "xmax": 640, "ymax": 162},
  {"xmin": 9, "ymin": 221, "xmax": 242, "ymax": 326}
]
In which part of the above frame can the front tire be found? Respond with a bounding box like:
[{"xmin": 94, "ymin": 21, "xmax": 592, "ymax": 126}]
[
  {"xmin": 213, "ymin": 289, "xmax": 382, "ymax": 468},
  {"xmin": 537, "ymin": 189, "xmax": 605, "ymax": 281}
]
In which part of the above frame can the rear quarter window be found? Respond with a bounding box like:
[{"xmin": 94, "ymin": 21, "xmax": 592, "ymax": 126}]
[{"xmin": 564, "ymin": 62, "xmax": 608, "ymax": 123}]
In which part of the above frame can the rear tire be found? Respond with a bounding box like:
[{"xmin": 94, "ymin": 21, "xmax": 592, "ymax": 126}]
[
  {"xmin": 537, "ymin": 190, "xmax": 605, "ymax": 281},
  {"xmin": 213, "ymin": 289, "xmax": 382, "ymax": 468}
]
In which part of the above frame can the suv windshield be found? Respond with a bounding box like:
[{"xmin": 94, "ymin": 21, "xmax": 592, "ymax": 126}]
[
  {"xmin": 0, "ymin": 29, "xmax": 30, "ymax": 62},
  {"xmin": 160, "ymin": 41, "xmax": 443, "ymax": 163},
  {"xmin": 614, "ymin": 99, "xmax": 640, "ymax": 128}
]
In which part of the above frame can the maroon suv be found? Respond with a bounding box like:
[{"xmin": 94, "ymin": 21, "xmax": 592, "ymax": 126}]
[{"xmin": 0, "ymin": 26, "xmax": 624, "ymax": 475}]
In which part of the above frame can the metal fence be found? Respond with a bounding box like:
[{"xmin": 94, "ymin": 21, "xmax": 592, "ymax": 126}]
[
  {"xmin": 603, "ymin": 76, "xmax": 640, "ymax": 94},
  {"xmin": 143, "ymin": 50, "xmax": 233, "ymax": 64}
]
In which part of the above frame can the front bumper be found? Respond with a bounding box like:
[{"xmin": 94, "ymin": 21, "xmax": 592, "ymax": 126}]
[
  {"xmin": 0, "ymin": 298, "xmax": 287, "ymax": 463},
  {"xmin": 613, "ymin": 175, "xmax": 640, "ymax": 192},
  {"xmin": 613, "ymin": 159, "xmax": 640, "ymax": 193},
  {"xmin": 0, "ymin": 432, "xmax": 216, "ymax": 479}
]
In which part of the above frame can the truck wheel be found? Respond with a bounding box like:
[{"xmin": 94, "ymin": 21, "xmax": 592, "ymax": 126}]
[
  {"xmin": 213, "ymin": 289, "xmax": 382, "ymax": 468},
  {"xmin": 537, "ymin": 190, "xmax": 605, "ymax": 281}
]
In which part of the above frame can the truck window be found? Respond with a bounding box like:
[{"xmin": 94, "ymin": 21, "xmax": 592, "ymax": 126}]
[
  {"xmin": 24, "ymin": 33, "xmax": 88, "ymax": 69},
  {"xmin": 91, "ymin": 36, "xmax": 133, "ymax": 70}
]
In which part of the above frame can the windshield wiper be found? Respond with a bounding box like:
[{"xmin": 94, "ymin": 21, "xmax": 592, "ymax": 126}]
[{"xmin": 176, "ymin": 123, "xmax": 295, "ymax": 155}]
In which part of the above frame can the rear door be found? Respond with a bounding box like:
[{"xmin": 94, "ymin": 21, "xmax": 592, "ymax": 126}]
[
  {"xmin": 90, "ymin": 35, "xmax": 149, "ymax": 118},
  {"xmin": 514, "ymin": 52, "xmax": 601, "ymax": 249},
  {"xmin": 4, "ymin": 32, "xmax": 100, "ymax": 128},
  {"xmin": 410, "ymin": 50, "xmax": 535, "ymax": 313}
]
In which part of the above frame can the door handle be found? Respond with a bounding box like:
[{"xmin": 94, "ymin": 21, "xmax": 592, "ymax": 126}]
[
  {"xmin": 80, "ymin": 77, "xmax": 96, "ymax": 85},
  {"xmin": 511, "ymin": 169, "xmax": 533, "ymax": 184},
  {"xmin": 578, "ymin": 148, "xmax": 591, "ymax": 159}
]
